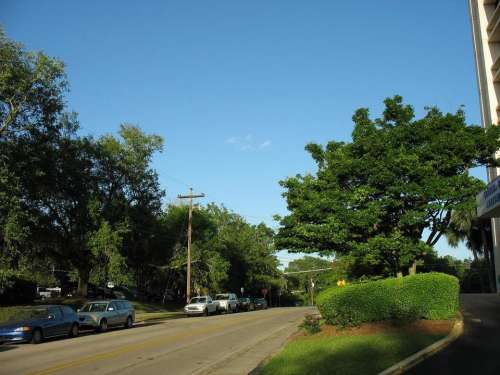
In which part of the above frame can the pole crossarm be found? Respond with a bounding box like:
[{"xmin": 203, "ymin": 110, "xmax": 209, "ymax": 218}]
[{"xmin": 177, "ymin": 194, "xmax": 205, "ymax": 199}]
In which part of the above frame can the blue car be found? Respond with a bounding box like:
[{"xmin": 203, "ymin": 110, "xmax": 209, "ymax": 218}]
[{"xmin": 0, "ymin": 305, "xmax": 80, "ymax": 344}]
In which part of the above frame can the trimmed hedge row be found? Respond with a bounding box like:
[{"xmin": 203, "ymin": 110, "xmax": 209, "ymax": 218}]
[{"xmin": 316, "ymin": 272, "xmax": 459, "ymax": 327}]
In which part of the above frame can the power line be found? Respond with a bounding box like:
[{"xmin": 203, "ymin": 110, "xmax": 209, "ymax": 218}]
[{"xmin": 283, "ymin": 268, "xmax": 333, "ymax": 275}]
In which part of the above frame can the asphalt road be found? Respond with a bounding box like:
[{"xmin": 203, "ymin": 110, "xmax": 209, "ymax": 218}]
[
  {"xmin": 0, "ymin": 307, "xmax": 311, "ymax": 375},
  {"xmin": 408, "ymin": 293, "xmax": 500, "ymax": 375}
]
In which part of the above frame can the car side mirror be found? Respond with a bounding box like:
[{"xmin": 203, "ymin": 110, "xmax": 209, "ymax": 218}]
[
  {"xmin": 48, "ymin": 314, "xmax": 55, "ymax": 320},
  {"xmin": 108, "ymin": 307, "xmax": 114, "ymax": 311}
]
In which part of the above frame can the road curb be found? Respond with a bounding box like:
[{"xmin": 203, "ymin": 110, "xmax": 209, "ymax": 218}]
[{"xmin": 377, "ymin": 314, "xmax": 464, "ymax": 375}]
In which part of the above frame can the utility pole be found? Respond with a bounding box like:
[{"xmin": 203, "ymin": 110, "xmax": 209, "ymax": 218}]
[
  {"xmin": 177, "ymin": 187, "xmax": 205, "ymax": 303},
  {"xmin": 310, "ymin": 278, "xmax": 315, "ymax": 306}
]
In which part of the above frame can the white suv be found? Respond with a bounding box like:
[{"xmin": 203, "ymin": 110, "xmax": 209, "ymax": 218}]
[{"xmin": 214, "ymin": 293, "xmax": 239, "ymax": 313}]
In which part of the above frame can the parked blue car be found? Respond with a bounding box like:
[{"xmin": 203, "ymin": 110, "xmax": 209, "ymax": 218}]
[{"xmin": 0, "ymin": 305, "xmax": 80, "ymax": 344}]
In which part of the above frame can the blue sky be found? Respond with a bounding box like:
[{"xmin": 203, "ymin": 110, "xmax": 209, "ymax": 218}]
[{"xmin": 2, "ymin": 0, "xmax": 481, "ymax": 266}]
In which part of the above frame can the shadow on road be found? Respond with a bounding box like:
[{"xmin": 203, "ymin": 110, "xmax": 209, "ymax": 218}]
[{"xmin": 0, "ymin": 344, "xmax": 19, "ymax": 352}]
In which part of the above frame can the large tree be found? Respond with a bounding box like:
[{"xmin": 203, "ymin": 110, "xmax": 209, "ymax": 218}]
[
  {"xmin": 1, "ymin": 27, "xmax": 70, "ymax": 285},
  {"xmin": 276, "ymin": 96, "xmax": 500, "ymax": 277}
]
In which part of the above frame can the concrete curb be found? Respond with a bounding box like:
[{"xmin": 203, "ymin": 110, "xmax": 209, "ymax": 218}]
[{"xmin": 377, "ymin": 314, "xmax": 464, "ymax": 375}]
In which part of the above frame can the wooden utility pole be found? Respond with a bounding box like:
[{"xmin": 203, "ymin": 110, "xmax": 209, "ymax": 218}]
[
  {"xmin": 177, "ymin": 188, "xmax": 205, "ymax": 303},
  {"xmin": 310, "ymin": 278, "xmax": 315, "ymax": 306}
]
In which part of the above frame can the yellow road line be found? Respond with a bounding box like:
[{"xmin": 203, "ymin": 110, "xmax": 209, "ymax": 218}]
[{"xmin": 26, "ymin": 312, "xmax": 285, "ymax": 375}]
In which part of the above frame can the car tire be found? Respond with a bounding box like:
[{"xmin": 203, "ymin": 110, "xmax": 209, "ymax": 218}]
[
  {"xmin": 69, "ymin": 323, "xmax": 79, "ymax": 338},
  {"xmin": 97, "ymin": 319, "xmax": 108, "ymax": 333},
  {"xmin": 204, "ymin": 308, "xmax": 209, "ymax": 317},
  {"xmin": 31, "ymin": 328, "xmax": 43, "ymax": 344},
  {"xmin": 124, "ymin": 316, "xmax": 133, "ymax": 328}
]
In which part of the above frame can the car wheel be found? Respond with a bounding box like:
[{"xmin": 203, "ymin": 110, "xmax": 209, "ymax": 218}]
[
  {"xmin": 31, "ymin": 328, "xmax": 43, "ymax": 344},
  {"xmin": 69, "ymin": 323, "xmax": 79, "ymax": 337},
  {"xmin": 97, "ymin": 319, "xmax": 108, "ymax": 333},
  {"xmin": 124, "ymin": 316, "xmax": 133, "ymax": 328},
  {"xmin": 204, "ymin": 308, "xmax": 209, "ymax": 317}
]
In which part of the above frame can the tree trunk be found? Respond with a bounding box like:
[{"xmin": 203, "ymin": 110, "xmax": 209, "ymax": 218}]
[
  {"xmin": 408, "ymin": 261, "xmax": 417, "ymax": 276},
  {"xmin": 77, "ymin": 268, "xmax": 89, "ymax": 297},
  {"xmin": 467, "ymin": 247, "xmax": 484, "ymax": 292},
  {"xmin": 481, "ymin": 226, "xmax": 496, "ymax": 293}
]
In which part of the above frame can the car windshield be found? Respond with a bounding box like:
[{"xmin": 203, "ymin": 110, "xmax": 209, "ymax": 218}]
[
  {"xmin": 215, "ymin": 295, "xmax": 229, "ymax": 300},
  {"xmin": 80, "ymin": 303, "xmax": 108, "ymax": 312},
  {"xmin": 190, "ymin": 297, "xmax": 206, "ymax": 304},
  {"xmin": 10, "ymin": 307, "xmax": 48, "ymax": 321}
]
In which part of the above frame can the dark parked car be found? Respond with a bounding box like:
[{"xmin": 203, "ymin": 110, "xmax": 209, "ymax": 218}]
[
  {"xmin": 253, "ymin": 298, "xmax": 268, "ymax": 310},
  {"xmin": 238, "ymin": 297, "xmax": 254, "ymax": 311},
  {"xmin": 0, "ymin": 305, "xmax": 79, "ymax": 344}
]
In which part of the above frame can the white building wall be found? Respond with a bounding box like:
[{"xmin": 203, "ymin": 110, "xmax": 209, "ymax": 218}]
[{"xmin": 469, "ymin": 0, "xmax": 500, "ymax": 291}]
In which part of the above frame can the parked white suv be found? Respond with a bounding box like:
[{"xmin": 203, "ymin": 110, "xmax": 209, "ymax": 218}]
[{"xmin": 214, "ymin": 293, "xmax": 239, "ymax": 313}]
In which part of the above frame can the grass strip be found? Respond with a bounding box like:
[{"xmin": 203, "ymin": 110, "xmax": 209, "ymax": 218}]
[{"xmin": 260, "ymin": 332, "xmax": 445, "ymax": 375}]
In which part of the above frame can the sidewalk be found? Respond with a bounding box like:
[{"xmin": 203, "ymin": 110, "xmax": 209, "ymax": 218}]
[{"xmin": 407, "ymin": 294, "xmax": 500, "ymax": 375}]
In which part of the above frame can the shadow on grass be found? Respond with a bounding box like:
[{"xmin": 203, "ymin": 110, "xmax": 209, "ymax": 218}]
[{"xmin": 258, "ymin": 332, "xmax": 443, "ymax": 375}]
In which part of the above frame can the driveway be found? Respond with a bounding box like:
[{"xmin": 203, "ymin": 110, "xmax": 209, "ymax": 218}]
[
  {"xmin": 408, "ymin": 294, "xmax": 500, "ymax": 375},
  {"xmin": 0, "ymin": 307, "xmax": 311, "ymax": 375}
]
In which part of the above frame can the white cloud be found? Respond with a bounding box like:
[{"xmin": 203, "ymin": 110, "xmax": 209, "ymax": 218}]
[
  {"xmin": 226, "ymin": 135, "xmax": 271, "ymax": 151},
  {"xmin": 259, "ymin": 140, "xmax": 272, "ymax": 149}
]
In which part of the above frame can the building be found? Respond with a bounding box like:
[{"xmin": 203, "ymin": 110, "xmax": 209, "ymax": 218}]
[{"xmin": 469, "ymin": 0, "xmax": 500, "ymax": 291}]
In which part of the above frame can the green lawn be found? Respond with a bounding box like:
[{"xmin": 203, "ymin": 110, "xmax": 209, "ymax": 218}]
[
  {"xmin": 0, "ymin": 306, "xmax": 26, "ymax": 322},
  {"xmin": 131, "ymin": 300, "xmax": 183, "ymax": 314},
  {"xmin": 260, "ymin": 332, "xmax": 445, "ymax": 375}
]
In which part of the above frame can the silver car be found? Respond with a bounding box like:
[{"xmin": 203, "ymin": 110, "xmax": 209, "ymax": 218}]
[
  {"xmin": 78, "ymin": 300, "xmax": 135, "ymax": 332},
  {"xmin": 184, "ymin": 296, "xmax": 218, "ymax": 316},
  {"xmin": 213, "ymin": 293, "xmax": 239, "ymax": 313}
]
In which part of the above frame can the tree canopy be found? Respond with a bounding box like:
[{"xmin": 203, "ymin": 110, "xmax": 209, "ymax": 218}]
[
  {"xmin": 0, "ymin": 28, "xmax": 282, "ymax": 301},
  {"xmin": 276, "ymin": 96, "xmax": 500, "ymax": 277}
]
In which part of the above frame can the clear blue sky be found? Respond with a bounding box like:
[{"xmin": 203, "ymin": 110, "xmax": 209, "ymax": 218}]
[{"xmin": 2, "ymin": 0, "xmax": 481, "ymax": 266}]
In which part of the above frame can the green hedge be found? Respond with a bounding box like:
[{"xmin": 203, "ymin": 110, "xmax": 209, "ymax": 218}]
[{"xmin": 316, "ymin": 272, "xmax": 459, "ymax": 327}]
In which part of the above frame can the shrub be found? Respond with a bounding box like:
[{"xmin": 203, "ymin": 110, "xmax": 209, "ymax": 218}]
[
  {"xmin": 299, "ymin": 314, "xmax": 321, "ymax": 334},
  {"xmin": 316, "ymin": 272, "xmax": 459, "ymax": 327}
]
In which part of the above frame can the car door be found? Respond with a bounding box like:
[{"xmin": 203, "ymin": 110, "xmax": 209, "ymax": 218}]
[
  {"xmin": 115, "ymin": 301, "xmax": 127, "ymax": 324},
  {"xmin": 207, "ymin": 297, "xmax": 215, "ymax": 313},
  {"xmin": 231, "ymin": 294, "xmax": 238, "ymax": 310},
  {"xmin": 106, "ymin": 302, "xmax": 119, "ymax": 326},
  {"xmin": 46, "ymin": 307, "xmax": 65, "ymax": 337}
]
